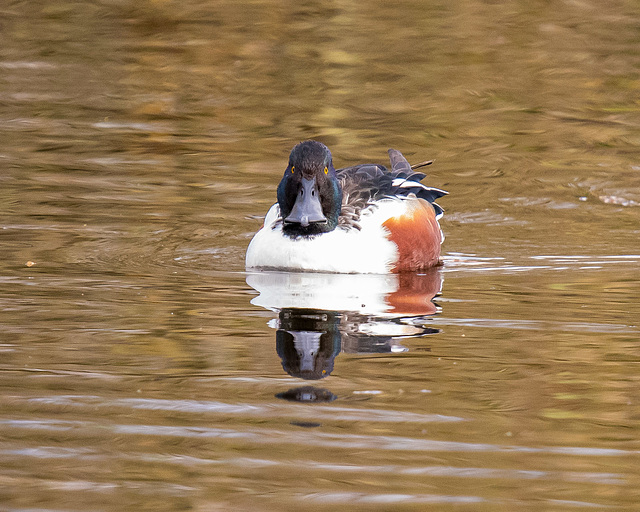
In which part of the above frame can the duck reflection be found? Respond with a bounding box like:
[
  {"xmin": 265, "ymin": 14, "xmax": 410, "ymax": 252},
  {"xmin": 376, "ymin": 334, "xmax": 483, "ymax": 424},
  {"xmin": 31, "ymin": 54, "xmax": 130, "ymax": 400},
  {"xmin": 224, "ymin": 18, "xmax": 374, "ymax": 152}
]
[
  {"xmin": 275, "ymin": 386, "xmax": 337, "ymax": 403},
  {"xmin": 247, "ymin": 268, "xmax": 443, "ymax": 392},
  {"xmin": 276, "ymin": 309, "xmax": 341, "ymax": 380}
]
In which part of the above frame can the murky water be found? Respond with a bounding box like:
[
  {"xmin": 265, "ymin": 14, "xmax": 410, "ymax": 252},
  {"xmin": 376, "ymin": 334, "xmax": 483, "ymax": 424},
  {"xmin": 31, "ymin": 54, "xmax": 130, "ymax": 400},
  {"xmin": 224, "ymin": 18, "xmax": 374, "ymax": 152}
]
[{"xmin": 1, "ymin": 1, "xmax": 639, "ymax": 510}]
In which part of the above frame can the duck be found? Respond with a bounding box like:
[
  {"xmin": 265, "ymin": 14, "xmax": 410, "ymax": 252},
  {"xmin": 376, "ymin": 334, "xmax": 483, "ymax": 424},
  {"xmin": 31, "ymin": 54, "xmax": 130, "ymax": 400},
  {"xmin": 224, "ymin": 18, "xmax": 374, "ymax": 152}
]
[{"xmin": 245, "ymin": 140, "xmax": 447, "ymax": 274}]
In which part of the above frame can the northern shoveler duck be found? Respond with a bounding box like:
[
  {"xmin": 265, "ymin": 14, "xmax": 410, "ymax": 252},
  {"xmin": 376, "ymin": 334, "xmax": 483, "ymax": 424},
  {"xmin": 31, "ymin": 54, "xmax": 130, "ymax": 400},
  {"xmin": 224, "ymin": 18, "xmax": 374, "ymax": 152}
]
[{"xmin": 245, "ymin": 140, "xmax": 447, "ymax": 274}]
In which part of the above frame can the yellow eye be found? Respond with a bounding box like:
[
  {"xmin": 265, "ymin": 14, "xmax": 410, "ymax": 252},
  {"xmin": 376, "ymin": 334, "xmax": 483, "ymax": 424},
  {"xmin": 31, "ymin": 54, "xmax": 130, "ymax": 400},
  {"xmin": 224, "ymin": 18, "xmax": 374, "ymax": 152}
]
[
  {"xmin": 324, "ymin": 166, "xmax": 328, "ymax": 175},
  {"xmin": 291, "ymin": 166, "xmax": 295, "ymax": 173}
]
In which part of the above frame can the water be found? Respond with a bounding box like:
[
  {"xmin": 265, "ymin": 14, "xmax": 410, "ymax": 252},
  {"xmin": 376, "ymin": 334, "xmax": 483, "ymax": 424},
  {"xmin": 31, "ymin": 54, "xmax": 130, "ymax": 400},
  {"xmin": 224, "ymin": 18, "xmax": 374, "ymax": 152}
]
[{"xmin": 1, "ymin": 0, "xmax": 639, "ymax": 510}]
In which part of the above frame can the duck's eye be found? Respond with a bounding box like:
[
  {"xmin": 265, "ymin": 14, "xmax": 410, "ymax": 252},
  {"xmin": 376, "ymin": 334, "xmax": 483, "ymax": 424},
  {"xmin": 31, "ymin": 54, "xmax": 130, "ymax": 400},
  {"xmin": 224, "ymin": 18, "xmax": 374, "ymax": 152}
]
[
  {"xmin": 291, "ymin": 166, "xmax": 295, "ymax": 173},
  {"xmin": 324, "ymin": 166, "xmax": 328, "ymax": 175}
]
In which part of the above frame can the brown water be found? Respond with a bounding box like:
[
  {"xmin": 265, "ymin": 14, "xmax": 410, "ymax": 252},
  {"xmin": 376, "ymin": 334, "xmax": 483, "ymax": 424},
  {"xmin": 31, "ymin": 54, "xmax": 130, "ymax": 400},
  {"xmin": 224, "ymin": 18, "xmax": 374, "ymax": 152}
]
[{"xmin": 1, "ymin": 1, "xmax": 640, "ymax": 510}]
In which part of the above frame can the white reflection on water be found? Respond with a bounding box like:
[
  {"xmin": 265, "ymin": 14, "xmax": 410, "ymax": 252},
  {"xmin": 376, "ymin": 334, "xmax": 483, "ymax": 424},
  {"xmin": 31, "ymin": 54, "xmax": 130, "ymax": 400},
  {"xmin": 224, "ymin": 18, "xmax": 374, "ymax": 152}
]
[{"xmin": 247, "ymin": 270, "xmax": 442, "ymax": 316}]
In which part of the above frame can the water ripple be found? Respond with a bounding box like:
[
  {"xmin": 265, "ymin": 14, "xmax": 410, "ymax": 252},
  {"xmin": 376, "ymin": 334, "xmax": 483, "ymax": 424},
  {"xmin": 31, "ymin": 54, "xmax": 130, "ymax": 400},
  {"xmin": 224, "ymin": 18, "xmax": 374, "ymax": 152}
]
[
  {"xmin": 1, "ymin": 447, "xmax": 625, "ymax": 486},
  {"xmin": 432, "ymin": 317, "xmax": 639, "ymax": 334},
  {"xmin": 3, "ymin": 418, "xmax": 634, "ymax": 458},
  {"xmin": 301, "ymin": 492, "xmax": 611, "ymax": 508},
  {"xmin": 112, "ymin": 424, "xmax": 640, "ymax": 457},
  {"xmin": 300, "ymin": 491, "xmax": 486, "ymax": 504},
  {"xmin": 444, "ymin": 253, "xmax": 640, "ymax": 273},
  {"xmin": 22, "ymin": 395, "xmax": 464, "ymax": 424}
]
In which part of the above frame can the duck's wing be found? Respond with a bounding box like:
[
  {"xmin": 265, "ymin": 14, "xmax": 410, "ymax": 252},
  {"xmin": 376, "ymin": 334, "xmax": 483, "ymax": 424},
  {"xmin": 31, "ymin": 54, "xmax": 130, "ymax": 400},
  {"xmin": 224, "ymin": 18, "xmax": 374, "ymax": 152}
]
[
  {"xmin": 337, "ymin": 163, "xmax": 389, "ymax": 214},
  {"xmin": 336, "ymin": 150, "xmax": 447, "ymax": 227},
  {"xmin": 386, "ymin": 149, "xmax": 447, "ymax": 205}
]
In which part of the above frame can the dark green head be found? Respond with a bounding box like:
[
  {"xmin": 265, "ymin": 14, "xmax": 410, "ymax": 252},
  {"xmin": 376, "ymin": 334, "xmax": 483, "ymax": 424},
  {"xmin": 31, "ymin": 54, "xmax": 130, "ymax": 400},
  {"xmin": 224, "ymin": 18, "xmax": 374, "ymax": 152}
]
[{"xmin": 277, "ymin": 140, "xmax": 343, "ymax": 237}]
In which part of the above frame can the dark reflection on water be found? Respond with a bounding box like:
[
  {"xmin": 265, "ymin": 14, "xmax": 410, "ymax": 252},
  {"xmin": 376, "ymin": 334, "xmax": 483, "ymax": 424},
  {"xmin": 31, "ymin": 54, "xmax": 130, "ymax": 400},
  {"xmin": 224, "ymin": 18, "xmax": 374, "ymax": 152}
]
[
  {"xmin": 273, "ymin": 302, "xmax": 440, "ymax": 388},
  {"xmin": 276, "ymin": 309, "xmax": 343, "ymax": 380},
  {"xmin": 276, "ymin": 386, "xmax": 337, "ymax": 403}
]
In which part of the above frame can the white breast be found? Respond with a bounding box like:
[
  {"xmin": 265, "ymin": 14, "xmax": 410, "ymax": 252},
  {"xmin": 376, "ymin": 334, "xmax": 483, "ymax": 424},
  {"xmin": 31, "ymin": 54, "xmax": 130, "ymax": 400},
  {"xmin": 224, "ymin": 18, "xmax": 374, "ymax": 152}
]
[{"xmin": 245, "ymin": 202, "xmax": 407, "ymax": 274}]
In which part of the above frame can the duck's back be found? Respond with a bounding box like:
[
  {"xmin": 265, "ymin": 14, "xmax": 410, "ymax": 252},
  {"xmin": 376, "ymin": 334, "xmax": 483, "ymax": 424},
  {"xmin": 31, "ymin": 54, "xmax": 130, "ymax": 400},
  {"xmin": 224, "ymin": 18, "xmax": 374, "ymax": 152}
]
[{"xmin": 337, "ymin": 150, "xmax": 446, "ymax": 230}]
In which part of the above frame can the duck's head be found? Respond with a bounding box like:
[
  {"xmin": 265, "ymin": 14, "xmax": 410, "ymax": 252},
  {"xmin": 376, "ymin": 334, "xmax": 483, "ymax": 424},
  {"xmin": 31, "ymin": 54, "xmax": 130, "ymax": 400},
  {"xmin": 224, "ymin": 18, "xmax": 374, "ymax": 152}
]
[{"xmin": 277, "ymin": 140, "xmax": 343, "ymax": 237}]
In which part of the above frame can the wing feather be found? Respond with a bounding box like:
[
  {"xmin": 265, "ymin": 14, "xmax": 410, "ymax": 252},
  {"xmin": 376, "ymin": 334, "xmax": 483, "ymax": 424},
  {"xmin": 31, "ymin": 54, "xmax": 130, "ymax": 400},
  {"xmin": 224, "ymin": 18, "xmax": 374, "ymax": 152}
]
[{"xmin": 335, "ymin": 149, "xmax": 446, "ymax": 227}]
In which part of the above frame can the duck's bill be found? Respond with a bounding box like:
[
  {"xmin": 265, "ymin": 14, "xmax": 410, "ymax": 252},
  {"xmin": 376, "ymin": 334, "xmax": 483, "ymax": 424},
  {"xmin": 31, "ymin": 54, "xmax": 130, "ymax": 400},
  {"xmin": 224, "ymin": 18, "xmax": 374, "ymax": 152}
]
[{"xmin": 284, "ymin": 177, "xmax": 327, "ymax": 227}]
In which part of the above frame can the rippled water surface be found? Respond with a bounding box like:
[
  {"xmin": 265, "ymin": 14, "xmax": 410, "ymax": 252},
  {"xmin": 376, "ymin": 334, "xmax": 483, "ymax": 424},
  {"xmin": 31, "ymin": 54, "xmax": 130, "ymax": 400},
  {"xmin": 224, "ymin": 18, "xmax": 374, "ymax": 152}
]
[{"xmin": 1, "ymin": 1, "xmax": 639, "ymax": 510}]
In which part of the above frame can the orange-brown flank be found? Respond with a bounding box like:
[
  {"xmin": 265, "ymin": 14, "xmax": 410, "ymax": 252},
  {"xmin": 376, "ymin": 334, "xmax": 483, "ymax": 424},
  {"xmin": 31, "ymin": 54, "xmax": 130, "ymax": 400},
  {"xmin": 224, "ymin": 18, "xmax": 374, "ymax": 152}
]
[{"xmin": 382, "ymin": 198, "xmax": 442, "ymax": 272}]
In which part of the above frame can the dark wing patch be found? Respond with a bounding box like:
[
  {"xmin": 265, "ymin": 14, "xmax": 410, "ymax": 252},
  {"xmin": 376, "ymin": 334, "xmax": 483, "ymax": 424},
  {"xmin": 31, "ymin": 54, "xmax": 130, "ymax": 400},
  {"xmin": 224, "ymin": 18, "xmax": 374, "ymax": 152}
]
[{"xmin": 336, "ymin": 149, "xmax": 447, "ymax": 228}]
